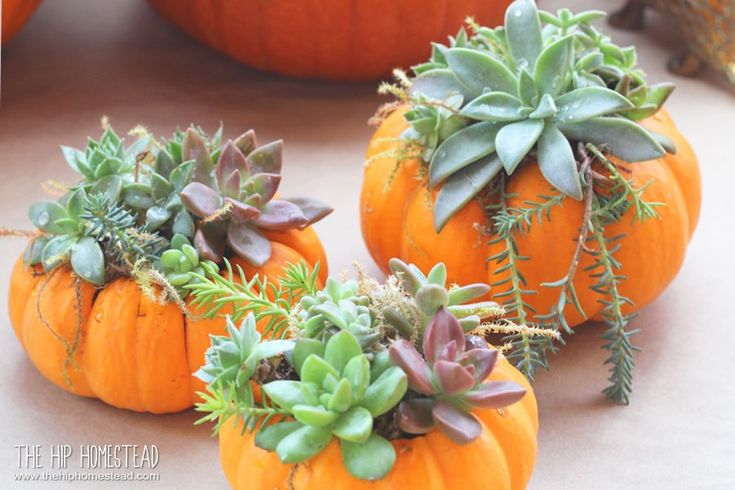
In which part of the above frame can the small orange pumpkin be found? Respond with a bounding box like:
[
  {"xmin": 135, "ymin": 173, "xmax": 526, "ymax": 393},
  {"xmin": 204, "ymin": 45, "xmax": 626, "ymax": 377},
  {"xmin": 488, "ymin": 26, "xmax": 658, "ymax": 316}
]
[
  {"xmin": 1, "ymin": 0, "xmax": 42, "ymax": 43},
  {"xmin": 361, "ymin": 107, "xmax": 700, "ymax": 328},
  {"xmin": 147, "ymin": 0, "xmax": 513, "ymax": 80},
  {"xmin": 8, "ymin": 228, "xmax": 327, "ymax": 414},
  {"xmin": 218, "ymin": 352, "xmax": 537, "ymax": 489}
]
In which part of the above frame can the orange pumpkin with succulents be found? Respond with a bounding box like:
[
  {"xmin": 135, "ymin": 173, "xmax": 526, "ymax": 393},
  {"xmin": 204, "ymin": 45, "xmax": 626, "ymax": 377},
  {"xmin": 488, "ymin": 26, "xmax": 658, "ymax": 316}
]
[
  {"xmin": 147, "ymin": 0, "xmax": 513, "ymax": 80},
  {"xmin": 194, "ymin": 259, "xmax": 537, "ymax": 488},
  {"xmin": 1, "ymin": 0, "xmax": 41, "ymax": 43},
  {"xmin": 7, "ymin": 124, "xmax": 331, "ymax": 413},
  {"xmin": 361, "ymin": 1, "xmax": 701, "ymax": 403}
]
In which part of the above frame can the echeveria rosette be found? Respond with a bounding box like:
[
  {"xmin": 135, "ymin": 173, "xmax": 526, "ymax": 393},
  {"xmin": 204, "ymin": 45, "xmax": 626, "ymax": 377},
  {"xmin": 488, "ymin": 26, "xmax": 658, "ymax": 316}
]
[
  {"xmin": 404, "ymin": 0, "xmax": 675, "ymax": 231},
  {"xmin": 389, "ymin": 307, "xmax": 526, "ymax": 443},
  {"xmin": 195, "ymin": 313, "xmax": 294, "ymax": 390},
  {"xmin": 256, "ymin": 331, "xmax": 408, "ymax": 480},
  {"xmin": 179, "ymin": 128, "xmax": 333, "ymax": 266},
  {"xmin": 386, "ymin": 258, "xmax": 501, "ymax": 334}
]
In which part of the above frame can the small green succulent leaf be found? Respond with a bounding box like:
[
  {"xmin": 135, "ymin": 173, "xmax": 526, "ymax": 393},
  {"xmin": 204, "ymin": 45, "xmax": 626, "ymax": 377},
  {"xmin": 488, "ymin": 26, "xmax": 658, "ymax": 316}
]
[
  {"xmin": 324, "ymin": 331, "xmax": 363, "ymax": 375},
  {"xmin": 555, "ymin": 87, "xmax": 633, "ymax": 123},
  {"xmin": 460, "ymin": 92, "xmax": 525, "ymax": 122},
  {"xmin": 505, "ymin": 0, "xmax": 543, "ymax": 70},
  {"xmin": 534, "ymin": 35, "xmax": 574, "ymax": 96},
  {"xmin": 66, "ymin": 188, "xmax": 87, "ymax": 219},
  {"xmin": 262, "ymin": 380, "xmax": 308, "ymax": 410},
  {"xmin": 648, "ymin": 129, "xmax": 677, "ymax": 154},
  {"xmin": 557, "ymin": 117, "xmax": 665, "ymax": 162},
  {"xmin": 122, "ymin": 184, "xmax": 155, "ymax": 210},
  {"xmin": 70, "ymin": 237, "xmax": 106, "ymax": 285},
  {"xmin": 41, "ymin": 235, "xmax": 76, "ymax": 271},
  {"xmin": 333, "ymin": 406, "xmax": 373, "ymax": 443},
  {"xmin": 341, "ymin": 355, "xmax": 370, "ymax": 403},
  {"xmin": 427, "ymin": 263, "xmax": 447, "ymax": 286},
  {"xmin": 314, "ymin": 302, "xmax": 349, "ymax": 330},
  {"xmin": 172, "ymin": 209, "xmax": 195, "ymax": 237},
  {"xmin": 146, "ymin": 206, "xmax": 172, "ymax": 231},
  {"xmin": 495, "ymin": 119, "xmax": 545, "ymax": 173},
  {"xmin": 434, "ymin": 154, "xmax": 502, "ymax": 232},
  {"xmin": 537, "ymin": 124, "xmax": 582, "ymax": 199},
  {"xmin": 255, "ymin": 340, "xmax": 294, "ymax": 362},
  {"xmin": 24, "ymin": 236, "xmax": 49, "ymax": 265},
  {"xmin": 368, "ymin": 350, "xmax": 393, "ymax": 384},
  {"xmin": 155, "ymin": 148, "xmax": 176, "ymax": 178},
  {"xmin": 445, "ymin": 48, "xmax": 518, "ymax": 97},
  {"xmin": 340, "ymin": 433, "xmax": 396, "ymax": 481},
  {"xmin": 300, "ymin": 354, "xmax": 340, "ymax": 385},
  {"xmin": 275, "ymin": 425, "xmax": 333, "ymax": 464},
  {"xmin": 361, "ymin": 366, "xmax": 407, "ymax": 417},
  {"xmin": 327, "ymin": 378, "xmax": 353, "ymax": 412},
  {"xmin": 429, "ymin": 121, "xmax": 500, "ymax": 186},
  {"xmin": 409, "ymin": 69, "xmax": 472, "ymax": 101},
  {"xmin": 254, "ymin": 421, "xmax": 303, "ymax": 452},
  {"xmin": 91, "ymin": 174, "xmax": 123, "ymax": 202},
  {"xmin": 29, "ymin": 201, "xmax": 69, "ymax": 234},
  {"xmin": 528, "ymin": 93, "xmax": 558, "ymax": 119},
  {"xmin": 292, "ymin": 405, "xmax": 339, "ymax": 428},
  {"xmin": 415, "ymin": 284, "xmax": 449, "ymax": 315},
  {"xmin": 170, "ymin": 160, "xmax": 194, "ymax": 191},
  {"xmin": 293, "ymin": 339, "xmax": 326, "ymax": 375},
  {"xmin": 61, "ymin": 145, "xmax": 85, "ymax": 174},
  {"xmin": 517, "ymin": 69, "xmax": 539, "ymax": 106},
  {"xmin": 151, "ymin": 172, "xmax": 174, "ymax": 201}
]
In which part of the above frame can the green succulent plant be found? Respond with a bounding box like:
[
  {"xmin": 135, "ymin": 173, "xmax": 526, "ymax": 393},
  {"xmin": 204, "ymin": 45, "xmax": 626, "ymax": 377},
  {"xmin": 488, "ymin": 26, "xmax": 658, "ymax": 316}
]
[
  {"xmin": 403, "ymin": 0, "xmax": 675, "ymax": 231},
  {"xmin": 194, "ymin": 313, "xmax": 294, "ymax": 389},
  {"xmin": 178, "ymin": 128, "xmax": 333, "ymax": 265},
  {"xmin": 257, "ymin": 330, "xmax": 407, "ymax": 480},
  {"xmin": 155, "ymin": 233, "xmax": 217, "ymax": 295},
  {"xmin": 297, "ymin": 278, "xmax": 380, "ymax": 349},
  {"xmin": 385, "ymin": 258, "xmax": 501, "ymax": 334}
]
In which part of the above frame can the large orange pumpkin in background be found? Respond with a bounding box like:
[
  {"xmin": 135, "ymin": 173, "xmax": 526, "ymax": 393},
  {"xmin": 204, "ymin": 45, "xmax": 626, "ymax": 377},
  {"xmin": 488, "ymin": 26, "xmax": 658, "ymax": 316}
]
[
  {"xmin": 147, "ymin": 0, "xmax": 513, "ymax": 80},
  {"xmin": 8, "ymin": 229, "xmax": 327, "ymax": 414},
  {"xmin": 1, "ymin": 0, "xmax": 41, "ymax": 42},
  {"xmin": 361, "ymin": 107, "xmax": 700, "ymax": 328},
  {"xmin": 219, "ymin": 353, "xmax": 537, "ymax": 490}
]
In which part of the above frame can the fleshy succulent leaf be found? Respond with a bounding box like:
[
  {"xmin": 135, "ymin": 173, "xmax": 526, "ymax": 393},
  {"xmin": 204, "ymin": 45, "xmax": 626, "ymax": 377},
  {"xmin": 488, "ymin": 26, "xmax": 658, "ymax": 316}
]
[
  {"xmin": 557, "ymin": 117, "xmax": 664, "ymax": 161},
  {"xmin": 429, "ymin": 121, "xmax": 501, "ymax": 186},
  {"xmin": 445, "ymin": 48, "xmax": 518, "ymax": 97},
  {"xmin": 537, "ymin": 123, "xmax": 582, "ymax": 199},
  {"xmin": 70, "ymin": 237, "xmax": 105, "ymax": 285},
  {"xmin": 433, "ymin": 360, "xmax": 475, "ymax": 395},
  {"xmin": 247, "ymin": 140, "xmax": 283, "ymax": 175},
  {"xmin": 340, "ymin": 433, "xmax": 396, "ymax": 481},
  {"xmin": 463, "ymin": 380, "xmax": 527, "ymax": 408},
  {"xmin": 283, "ymin": 197, "xmax": 334, "ymax": 225},
  {"xmin": 182, "ymin": 128, "xmax": 217, "ymax": 188},
  {"xmin": 495, "ymin": 119, "xmax": 544, "ymax": 173},
  {"xmin": 396, "ymin": 398, "xmax": 436, "ymax": 434},
  {"xmin": 505, "ymin": 0, "xmax": 543, "ymax": 70},
  {"xmin": 388, "ymin": 340, "xmax": 435, "ymax": 395},
  {"xmin": 423, "ymin": 307, "xmax": 466, "ymax": 365},
  {"xmin": 275, "ymin": 425, "xmax": 332, "ymax": 464},
  {"xmin": 254, "ymin": 200, "xmax": 308, "ymax": 231},
  {"xmin": 181, "ymin": 182, "xmax": 222, "ymax": 218},
  {"xmin": 460, "ymin": 93, "xmax": 525, "ymax": 122},
  {"xmin": 534, "ymin": 35, "xmax": 574, "ymax": 96},
  {"xmin": 333, "ymin": 406, "xmax": 373, "ymax": 443},
  {"xmin": 226, "ymin": 221, "xmax": 271, "ymax": 266},
  {"xmin": 432, "ymin": 401, "xmax": 482, "ymax": 444}
]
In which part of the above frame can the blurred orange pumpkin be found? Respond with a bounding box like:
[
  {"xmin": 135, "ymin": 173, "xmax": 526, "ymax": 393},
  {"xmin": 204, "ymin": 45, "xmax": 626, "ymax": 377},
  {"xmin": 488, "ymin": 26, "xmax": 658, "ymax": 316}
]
[
  {"xmin": 147, "ymin": 0, "xmax": 513, "ymax": 80},
  {"xmin": 1, "ymin": 0, "xmax": 41, "ymax": 43}
]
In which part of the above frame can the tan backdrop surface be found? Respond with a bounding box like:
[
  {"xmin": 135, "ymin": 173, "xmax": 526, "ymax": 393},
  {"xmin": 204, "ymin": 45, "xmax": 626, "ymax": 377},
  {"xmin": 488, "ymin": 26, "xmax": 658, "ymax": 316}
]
[{"xmin": 1, "ymin": 0, "xmax": 733, "ymax": 488}]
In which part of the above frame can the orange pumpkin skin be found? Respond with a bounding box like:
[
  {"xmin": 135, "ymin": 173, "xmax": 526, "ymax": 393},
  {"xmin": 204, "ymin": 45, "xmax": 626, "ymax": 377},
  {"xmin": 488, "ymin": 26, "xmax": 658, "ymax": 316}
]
[
  {"xmin": 8, "ymin": 227, "xmax": 327, "ymax": 414},
  {"xmin": 219, "ymin": 354, "xmax": 537, "ymax": 490},
  {"xmin": 1, "ymin": 0, "xmax": 42, "ymax": 43},
  {"xmin": 361, "ymin": 108, "xmax": 700, "ymax": 327},
  {"xmin": 147, "ymin": 0, "xmax": 512, "ymax": 81}
]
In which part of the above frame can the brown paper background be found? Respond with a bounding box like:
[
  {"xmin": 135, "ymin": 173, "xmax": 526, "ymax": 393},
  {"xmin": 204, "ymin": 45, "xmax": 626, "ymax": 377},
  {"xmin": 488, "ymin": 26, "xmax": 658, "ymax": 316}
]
[{"xmin": 1, "ymin": 0, "xmax": 733, "ymax": 488}]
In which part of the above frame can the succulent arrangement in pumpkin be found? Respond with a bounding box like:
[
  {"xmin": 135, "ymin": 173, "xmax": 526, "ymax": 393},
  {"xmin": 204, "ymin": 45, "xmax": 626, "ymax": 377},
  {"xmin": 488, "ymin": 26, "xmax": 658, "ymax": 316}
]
[
  {"xmin": 193, "ymin": 258, "xmax": 545, "ymax": 488},
  {"xmin": 361, "ymin": 0, "xmax": 701, "ymax": 403},
  {"xmin": 6, "ymin": 122, "xmax": 332, "ymax": 413},
  {"xmin": 147, "ymin": 0, "xmax": 514, "ymax": 80}
]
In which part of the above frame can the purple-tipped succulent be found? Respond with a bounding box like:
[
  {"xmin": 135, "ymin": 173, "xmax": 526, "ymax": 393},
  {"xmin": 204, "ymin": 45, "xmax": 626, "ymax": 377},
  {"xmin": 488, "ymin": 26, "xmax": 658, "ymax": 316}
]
[
  {"xmin": 389, "ymin": 307, "xmax": 526, "ymax": 444},
  {"xmin": 179, "ymin": 128, "xmax": 332, "ymax": 265}
]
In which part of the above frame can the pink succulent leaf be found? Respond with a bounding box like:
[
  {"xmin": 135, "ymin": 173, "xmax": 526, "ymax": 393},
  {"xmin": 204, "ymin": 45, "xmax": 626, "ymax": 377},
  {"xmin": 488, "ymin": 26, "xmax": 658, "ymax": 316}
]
[
  {"xmin": 216, "ymin": 140, "xmax": 251, "ymax": 186},
  {"xmin": 182, "ymin": 128, "xmax": 217, "ymax": 188},
  {"xmin": 459, "ymin": 348, "xmax": 499, "ymax": 384},
  {"xmin": 224, "ymin": 197, "xmax": 260, "ymax": 222},
  {"xmin": 247, "ymin": 140, "xmax": 283, "ymax": 175},
  {"xmin": 433, "ymin": 360, "xmax": 475, "ymax": 395},
  {"xmin": 432, "ymin": 400, "xmax": 482, "ymax": 444},
  {"xmin": 465, "ymin": 334, "xmax": 488, "ymax": 351},
  {"xmin": 396, "ymin": 398, "xmax": 435, "ymax": 435},
  {"xmin": 463, "ymin": 381, "xmax": 526, "ymax": 409},
  {"xmin": 437, "ymin": 340, "xmax": 458, "ymax": 363},
  {"xmin": 222, "ymin": 170, "xmax": 241, "ymax": 198},
  {"xmin": 233, "ymin": 130, "xmax": 257, "ymax": 156},
  {"xmin": 180, "ymin": 182, "xmax": 223, "ymax": 218},
  {"xmin": 194, "ymin": 224, "xmax": 226, "ymax": 262},
  {"xmin": 242, "ymin": 173, "xmax": 281, "ymax": 204},
  {"xmin": 423, "ymin": 307, "xmax": 466, "ymax": 365},
  {"xmin": 254, "ymin": 200, "xmax": 308, "ymax": 231},
  {"xmin": 388, "ymin": 339, "xmax": 435, "ymax": 395},
  {"xmin": 226, "ymin": 221, "xmax": 272, "ymax": 266},
  {"xmin": 283, "ymin": 197, "xmax": 334, "ymax": 225}
]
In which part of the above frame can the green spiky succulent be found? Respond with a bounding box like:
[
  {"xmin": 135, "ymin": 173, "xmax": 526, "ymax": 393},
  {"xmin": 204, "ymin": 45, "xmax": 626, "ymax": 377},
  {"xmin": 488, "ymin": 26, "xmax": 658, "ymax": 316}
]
[
  {"xmin": 178, "ymin": 128, "xmax": 333, "ymax": 265},
  {"xmin": 402, "ymin": 0, "xmax": 675, "ymax": 231},
  {"xmin": 297, "ymin": 278, "xmax": 380, "ymax": 350}
]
